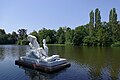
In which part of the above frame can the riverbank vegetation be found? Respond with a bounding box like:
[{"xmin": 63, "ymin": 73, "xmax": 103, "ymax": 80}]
[{"xmin": 0, "ymin": 8, "xmax": 120, "ymax": 47}]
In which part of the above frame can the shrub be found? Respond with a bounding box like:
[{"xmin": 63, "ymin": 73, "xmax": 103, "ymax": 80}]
[{"xmin": 111, "ymin": 42, "xmax": 120, "ymax": 47}]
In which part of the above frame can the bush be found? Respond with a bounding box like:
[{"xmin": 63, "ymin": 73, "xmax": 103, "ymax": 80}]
[
  {"xmin": 17, "ymin": 39, "xmax": 29, "ymax": 45},
  {"xmin": 21, "ymin": 40, "xmax": 29, "ymax": 45},
  {"xmin": 111, "ymin": 42, "xmax": 120, "ymax": 47}
]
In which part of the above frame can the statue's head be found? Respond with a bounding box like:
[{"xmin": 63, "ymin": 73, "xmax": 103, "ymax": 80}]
[
  {"xmin": 43, "ymin": 39, "xmax": 46, "ymax": 44},
  {"xmin": 27, "ymin": 35, "xmax": 36, "ymax": 42}
]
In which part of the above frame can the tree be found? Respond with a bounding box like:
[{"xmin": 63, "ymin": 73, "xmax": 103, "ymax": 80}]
[
  {"xmin": 12, "ymin": 31, "xmax": 18, "ymax": 42},
  {"xmin": 58, "ymin": 33, "xmax": 65, "ymax": 44},
  {"xmin": 38, "ymin": 28, "xmax": 56, "ymax": 44},
  {"xmin": 95, "ymin": 8, "xmax": 101, "ymax": 30},
  {"xmin": 109, "ymin": 8, "xmax": 119, "ymax": 42},
  {"xmin": 65, "ymin": 28, "xmax": 74, "ymax": 45},
  {"xmin": 17, "ymin": 29, "xmax": 29, "ymax": 45},
  {"xmin": 0, "ymin": 29, "xmax": 6, "ymax": 35},
  {"xmin": 46, "ymin": 36, "xmax": 51, "ymax": 44},
  {"xmin": 7, "ymin": 32, "xmax": 18, "ymax": 44},
  {"xmin": 47, "ymin": 29, "xmax": 56, "ymax": 44},
  {"xmin": 96, "ymin": 27, "xmax": 106, "ymax": 46},
  {"xmin": 102, "ymin": 22, "xmax": 113, "ymax": 46},
  {"xmin": 89, "ymin": 10, "xmax": 94, "ymax": 36},
  {"xmin": 83, "ymin": 36, "xmax": 97, "ymax": 46},
  {"xmin": 109, "ymin": 8, "xmax": 117, "ymax": 23},
  {"xmin": 56, "ymin": 27, "xmax": 65, "ymax": 44},
  {"xmin": 109, "ymin": 9, "xmax": 113, "ymax": 22},
  {"xmin": 0, "ymin": 29, "xmax": 7, "ymax": 44},
  {"xmin": 18, "ymin": 29, "xmax": 27, "ymax": 40},
  {"xmin": 0, "ymin": 29, "xmax": 18, "ymax": 44},
  {"xmin": 30, "ymin": 30, "xmax": 39, "ymax": 43},
  {"xmin": 73, "ymin": 26, "xmax": 88, "ymax": 45},
  {"xmin": 30, "ymin": 30, "xmax": 38, "ymax": 37}
]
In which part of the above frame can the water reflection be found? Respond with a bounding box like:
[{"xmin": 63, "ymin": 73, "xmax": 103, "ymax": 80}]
[
  {"xmin": 20, "ymin": 66, "xmax": 67, "ymax": 80},
  {"xmin": 0, "ymin": 45, "xmax": 29, "ymax": 61},
  {"xmin": 49, "ymin": 46, "xmax": 120, "ymax": 80},
  {"xmin": 0, "ymin": 45, "xmax": 120, "ymax": 80},
  {"xmin": 0, "ymin": 48, "xmax": 5, "ymax": 61}
]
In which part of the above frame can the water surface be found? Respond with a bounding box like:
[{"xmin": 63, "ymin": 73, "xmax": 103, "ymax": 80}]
[{"xmin": 0, "ymin": 45, "xmax": 120, "ymax": 80}]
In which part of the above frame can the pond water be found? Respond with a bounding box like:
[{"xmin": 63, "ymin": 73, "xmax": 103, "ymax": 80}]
[{"xmin": 0, "ymin": 45, "xmax": 120, "ymax": 80}]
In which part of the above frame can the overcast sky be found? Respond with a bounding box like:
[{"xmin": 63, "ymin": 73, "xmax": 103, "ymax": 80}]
[{"xmin": 0, "ymin": 0, "xmax": 120, "ymax": 33}]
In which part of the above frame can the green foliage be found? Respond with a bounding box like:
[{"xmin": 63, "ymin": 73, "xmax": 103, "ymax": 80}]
[
  {"xmin": 17, "ymin": 29, "xmax": 28, "ymax": 45},
  {"xmin": 56, "ymin": 27, "xmax": 65, "ymax": 44},
  {"xmin": 46, "ymin": 36, "xmax": 51, "ymax": 44},
  {"xmin": 0, "ymin": 34, "xmax": 7, "ymax": 44},
  {"xmin": 108, "ymin": 8, "xmax": 119, "ymax": 42},
  {"xmin": 65, "ymin": 28, "xmax": 74, "ymax": 45},
  {"xmin": 0, "ymin": 29, "xmax": 6, "ymax": 34},
  {"xmin": 111, "ymin": 42, "xmax": 120, "ymax": 47},
  {"xmin": 30, "ymin": 30, "xmax": 39, "ymax": 43},
  {"xmin": 109, "ymin": 8, "xmax": 117, "ymax": 23},
  {"xmin": 95, "ymin": 8, "xmax": 101, "ymax": 30},
  {"xmin": 73, "ymin": 26, "xmax": 88, "ymax": 45},
  {"xmin": 38, "ymin": 28, "xmax": 56, "ymax": 44},
  {"xmin": 18, "ymin": 29, "xmax": 27, "ymax": 40},
  {"xmin": 17, "ymin": 39, "xmax": 29, "ymax": 45},
  {"xmin": 7, "ymin": 32, "xmax": 18, "ymax": 44},
  {"xmin": 0, "ymin": 29, "xmax": 18, "ymax": 44},
  {"xmin": 89, "ymin": 10, "xmax": 94, "ymax": 36},
  {"xmin": 58, "ymin": 33, "xmax": 65, "ymax": 44},
  {"xmin": 83, "ymin": 36, "xmax": 97, "ymax": 46}
]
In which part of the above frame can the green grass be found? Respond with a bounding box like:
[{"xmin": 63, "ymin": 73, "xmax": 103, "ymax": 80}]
[{"xmin": 47, "ymin": 44, "xmax": 65, "ymax": 46}]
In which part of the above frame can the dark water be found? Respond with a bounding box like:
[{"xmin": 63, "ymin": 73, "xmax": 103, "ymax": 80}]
[{"xmin": 0, "ymin": 45, "xmax": 120, "ymax": 80}]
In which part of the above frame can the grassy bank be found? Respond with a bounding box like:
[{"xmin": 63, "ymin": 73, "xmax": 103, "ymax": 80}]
[
  {"xmin": 111, "ymin": 42, "xmax": 120, "ymax": 47},
  {"xmin": 47, "ymin": 44, "xmax": 65, "ymax": 46}
]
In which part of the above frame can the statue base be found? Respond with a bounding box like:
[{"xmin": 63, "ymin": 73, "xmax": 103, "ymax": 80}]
[{"xmin": 15, "ymin": 59, "xmax": 70, "ymax": 73}]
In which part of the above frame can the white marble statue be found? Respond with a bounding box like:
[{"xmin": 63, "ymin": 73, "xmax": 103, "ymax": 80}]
[
  {"xmin": 27, "ymin": 35, "xmax": 59, "ymax": 62},
  {"xmin": 27, "ymin": 35, "xmax": 40, "ymax": 49},
  {"xmin": 43, "ymin": 39, "xmax": 48, "ymax": 56},
  {"xmin": 27, "ymin": 35, "xmax": 47, "ymax": 59}
]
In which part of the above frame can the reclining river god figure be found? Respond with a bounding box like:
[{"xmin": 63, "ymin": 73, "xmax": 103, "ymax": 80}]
[{"xmin": 15, "ymin": 35, "xmax": 70, "ymax": 73}]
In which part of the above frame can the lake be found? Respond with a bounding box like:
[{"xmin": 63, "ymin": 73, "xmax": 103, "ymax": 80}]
[{"xmin": 0, "ymin": 45, "xmax": 120, "ymax": 80}]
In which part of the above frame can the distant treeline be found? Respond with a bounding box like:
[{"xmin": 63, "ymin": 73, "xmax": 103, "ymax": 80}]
[
  {"xmin": 0, "ymin": 29, "xmax": 29, "ymax": 45},
  {"xmin": 0, "ymin": 8, "xmax": 120, "ymax": 47}
]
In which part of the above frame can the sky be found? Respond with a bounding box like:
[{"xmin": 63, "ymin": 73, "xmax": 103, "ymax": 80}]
[{"xmin": 0, "ymin": 0, "xmax": 120, "ymax": 33}]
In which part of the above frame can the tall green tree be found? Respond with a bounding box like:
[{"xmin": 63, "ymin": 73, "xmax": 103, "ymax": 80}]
[
  {"xmin": 109, "ymin": 8, "xmax": 119, "ymax": 41},
  {"xmin": 109, "ymin": 9, "xmax": 113, "ymax": 23},
  {"xmin": 89, "ymin": 10, "xmax": 94, "ymax": 36},
  {"xmin": 38, "ymin": 28, "xmax": 46, "ymax": 44},
  {"xmin": 95, "ymin": 8, "xmax": 101, "ymax": 30},
  {"xmin": 56, "ymin": 27, "xmax": 65, "ymax": 44},
  {"xmin": 65, "ymin": 27, "xmax": 74, "ymax": 45},
  {"xmin": 96, "ymin": 27, "xmax": 106, "ymax": 46},
  {"xmin": 109, "ymin": 8, "xmax": 117, "ymax": 23},
  {"xmin": 58, "ymin": 33, "xmax": 65, "ymax": 44}
]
